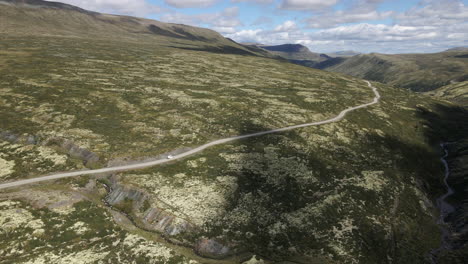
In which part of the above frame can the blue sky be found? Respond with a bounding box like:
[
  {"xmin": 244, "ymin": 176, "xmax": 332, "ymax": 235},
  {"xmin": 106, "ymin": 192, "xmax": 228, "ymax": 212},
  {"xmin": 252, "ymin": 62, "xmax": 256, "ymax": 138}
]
[{"xmin": 52, "ymin": 0, "xmax": 468, "ymax": 53}]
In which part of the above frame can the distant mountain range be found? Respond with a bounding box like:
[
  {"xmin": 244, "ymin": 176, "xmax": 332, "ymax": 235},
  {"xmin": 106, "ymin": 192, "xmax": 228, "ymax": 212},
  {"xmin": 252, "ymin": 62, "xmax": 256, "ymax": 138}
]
[
  {"xmin": 2, "ymin": 0, "xmax": 465, "ymax": 95},
  {"xmin": 249, "ymin": 41, "xmax": 467, "ymax": 98},
  {"xmin": 243, "ymin": 43, "xmax": 333, "ymax": 68},
  {"xmin": 321, "ymin": 51, "xmax": 468, "ymax": 92},
  {"xmin": 244, "ymin": 43, "xmax": 362, "ymax": 68}
]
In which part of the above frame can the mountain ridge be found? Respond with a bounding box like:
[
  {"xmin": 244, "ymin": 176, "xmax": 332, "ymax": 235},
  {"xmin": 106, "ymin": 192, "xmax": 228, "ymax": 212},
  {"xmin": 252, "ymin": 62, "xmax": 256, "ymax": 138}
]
[
  {"xmin": 321, "ymin": 51, "xmax": 468, "ymax": 92},
  {"xmin": 249, "ymin": 43, "xmax": 331, "ymax": 68},
  {"xmin": 0, "ymin": 0, "xmax": 266, "ymax": 56},
  {"xmin": 0, "ymin": 0, "xmax": 97, "ymax": 14}
]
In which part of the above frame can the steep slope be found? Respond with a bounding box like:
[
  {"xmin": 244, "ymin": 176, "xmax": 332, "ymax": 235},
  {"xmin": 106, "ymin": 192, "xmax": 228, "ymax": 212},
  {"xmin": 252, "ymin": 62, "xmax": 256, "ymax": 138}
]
[
  {"xmin": 445, "ymin": 47, "xmax": 468, "ymax": 52},
  {"xmin": 0, "ymin": 1, "xmax": 466, "ymax": 263},
  {"xmin": 260, "ymin": 44, "xmax": 328, "ymax": 61},
  {"xmin": 0, "ymin": 0, "xmax": 260, "ymax": 55},
  {"xmin": 322, "ymin": 51, "xmax": 468, "ymax": 92},
  {"xmin": 425, "ymin": 81, "xmax": 468, "ymax": 107},
  {"xmin": 256, "ymin": 44, "xmax": 331, "ymax": 67}
]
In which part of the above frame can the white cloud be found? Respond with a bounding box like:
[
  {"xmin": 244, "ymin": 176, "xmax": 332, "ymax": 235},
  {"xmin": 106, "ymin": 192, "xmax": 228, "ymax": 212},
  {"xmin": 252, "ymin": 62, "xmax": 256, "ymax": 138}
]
[
  {"xmin": 274, "ymin": 20, "xmax": 297, "ymax": 32},
  {"xmin": 161, "ymin": 6, "xmax": 242, "ymax": 32},
  {"xmin": 447, "ymin": 33, "xmax": 468, "ymax": 39},
  {"xmin": 212, "ymin": 26, "xmax": 238, "ymax": 34},
  {"xmin": 304, "ymin": 0, "xmax": 392, "ymax": 28},
  {"xmin": 251, "ymin": 16, "xmax": 273, "ymax": 26},
  {"xmin": 222, "ymin": 6, "xmax": 239, "ymax": 17},
  {"xmin": 164, "ymin": 0, "xmax": 218, "ymax": 8},
  {"xmin": 226, "ymin": 18, "xmax": 467, "ymax": 53},
  {"xmin": 226, "ymin": 22, "xmax": 305, "ymax": 45},
  {"xmin": 395, "ymin": 0, "xmax": 468, "ymax": 27},
  {"xmin": 307, "ymin": 21, "xmax": 466, "ymax": 52},
  {"xmin": 280, "ymin": 0, "xmax": 338, "ymax": 10},
  {"xmin": 49, "ymin": 0, "xmax": 163, "ymax": 16},
  {"xmin": 231, "ymin": 0, "xmax": 274, "ymax": 3},
  {"xmin": 233, "ymin": 0, "xmax": 464, "ymax": 53},
  {"xmin": 307, "ymin": 10, "xmax": 393, "ymax": 28},
  {"xmin": 314, "ymin": 23, "xmax": 441, "ymax": 41},
  {"xmin": 50, "ymin": 0, "xmax": 468, "ymax": 54},
  {"xmin": 226, "ymin": 29, "xmax": 264, "ymax": 43}
]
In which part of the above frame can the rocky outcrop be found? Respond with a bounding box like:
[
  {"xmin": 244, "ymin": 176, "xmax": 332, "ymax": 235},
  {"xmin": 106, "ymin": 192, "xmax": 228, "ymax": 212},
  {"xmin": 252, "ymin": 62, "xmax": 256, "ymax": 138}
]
[
  {"xmin": 194, "ymin": 238, "xmax": 231, "ymax": 259},
  {"xmin": 106, "ymin": 185, "xmax": 146, "ymax": 205},
  {"xmin": 0, "ymin": 130, "xmax": 37, "ymax": 145},
  {"xmin": 103, "ymin": 176, "xmax": 235, "ymax": 258},
  {"xmin": 105, "ymin": 177, "xmax": 194, "ymax": 237},
  {"xmin": 43, "ymin": 137, "xmax": 99, "ymax": 166},
  {"xmin": 0, "ymin": 130, "xmax": 99, "ymax": 166},
  {"xmin": 142, "ymin": 208, "xmax": 192, "ymax": 236}
]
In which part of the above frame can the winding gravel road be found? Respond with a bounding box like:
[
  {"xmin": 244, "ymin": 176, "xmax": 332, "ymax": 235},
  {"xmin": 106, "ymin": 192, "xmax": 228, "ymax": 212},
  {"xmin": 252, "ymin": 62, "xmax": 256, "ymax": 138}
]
[{"xmin": 0, "ymin": 81, "xmax": 380, "ymax": 190}]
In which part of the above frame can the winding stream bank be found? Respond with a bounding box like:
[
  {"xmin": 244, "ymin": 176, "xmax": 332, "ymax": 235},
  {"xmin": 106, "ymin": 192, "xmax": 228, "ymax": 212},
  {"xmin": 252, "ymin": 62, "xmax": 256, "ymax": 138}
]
[{"xmin": 430, "ymin": 143, "xmax": 456, "ymax": 262}]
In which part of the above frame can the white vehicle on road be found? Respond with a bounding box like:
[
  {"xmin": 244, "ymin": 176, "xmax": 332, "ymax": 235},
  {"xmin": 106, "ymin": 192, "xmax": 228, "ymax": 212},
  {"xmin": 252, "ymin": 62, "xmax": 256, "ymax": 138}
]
[{"xmin": 0, "ymin": 81, "xmax": 380, "ymax": 190}]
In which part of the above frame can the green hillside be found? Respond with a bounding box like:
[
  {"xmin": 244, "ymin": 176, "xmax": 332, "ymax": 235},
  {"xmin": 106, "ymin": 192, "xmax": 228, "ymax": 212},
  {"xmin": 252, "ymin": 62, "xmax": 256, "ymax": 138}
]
[
  {"xmin": 322, "ymin": 51, "xmax": 468, "ymax": 92},
  {"xmin": 0, "ymin": 1, "xmax": 466, "ymax": 263},
  {"xmin": 0, "ymin": 0, "xmax": 265, "ymax": 56},
  {"xmin": 425, "ymin": 81, "xmax": 468, "ymax": 107}
]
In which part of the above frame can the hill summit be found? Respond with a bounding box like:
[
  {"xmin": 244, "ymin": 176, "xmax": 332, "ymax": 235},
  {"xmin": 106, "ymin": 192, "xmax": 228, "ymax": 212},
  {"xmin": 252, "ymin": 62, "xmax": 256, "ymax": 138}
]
[{"xmin": 0, "ymin": 0, "xmax": 268, "ymax": 56}]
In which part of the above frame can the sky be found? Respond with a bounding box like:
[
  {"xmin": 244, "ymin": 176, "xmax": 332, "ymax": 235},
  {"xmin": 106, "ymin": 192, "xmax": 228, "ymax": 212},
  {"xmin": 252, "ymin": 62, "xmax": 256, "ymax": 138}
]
[{"xmin": 50, "ymin": 0, "xmax": 468, "ymax": 54}]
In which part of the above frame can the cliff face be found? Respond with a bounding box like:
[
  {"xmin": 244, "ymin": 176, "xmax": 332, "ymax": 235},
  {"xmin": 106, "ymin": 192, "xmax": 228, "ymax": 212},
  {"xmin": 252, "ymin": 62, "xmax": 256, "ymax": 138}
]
[
  {"xmin": 104, "ymin": 175, "xmax": 234, "ymax": 258},
  {"xmin": 45, "ymin": 138, "xmax": 100, "ymax": 166},
  {"xmin": 258, "ymin": 44, "xmax": 330, "ymax": 66},
  {"xmin": 0, "ymin": 130, "xmax": 99, "ymax": 166},
  {"xmin": 105, "ymin": 176, "xmax": 194, "ymax": 237}
]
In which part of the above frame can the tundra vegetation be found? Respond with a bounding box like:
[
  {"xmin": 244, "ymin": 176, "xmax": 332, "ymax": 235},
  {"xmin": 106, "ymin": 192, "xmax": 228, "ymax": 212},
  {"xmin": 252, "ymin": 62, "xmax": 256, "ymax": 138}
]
[
  {"xmin": 425, "ymin": 81, "xmax": 468, "ymax": 107},
  {"xmin": 1, "ymin": 1, "xmax": 467, "ymax": 263},
  {"xmin": 321, "ymin": 51, "xmax": 468, "ymax": 92},
  {"xmin": 0, "ymin": 192, "xmax": 198, "ymax": 263},
  {"xmin": 0, "ymin": 34, "xmax": 460, "ymax": 263}
]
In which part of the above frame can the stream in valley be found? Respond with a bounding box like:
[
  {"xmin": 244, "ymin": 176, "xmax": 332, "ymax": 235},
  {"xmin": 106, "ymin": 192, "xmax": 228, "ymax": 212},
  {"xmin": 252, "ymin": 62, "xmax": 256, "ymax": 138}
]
[{"xmin": 430, "ymin": 143, "xmax": 456, "ymax": 263}]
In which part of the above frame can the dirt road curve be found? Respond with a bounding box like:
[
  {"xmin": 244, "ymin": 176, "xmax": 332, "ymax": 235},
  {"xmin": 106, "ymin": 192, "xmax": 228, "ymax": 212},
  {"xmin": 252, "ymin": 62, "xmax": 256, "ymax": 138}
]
[{"xmin": 0, "ymin": 81, "xmax": 380, "ymax": 190}]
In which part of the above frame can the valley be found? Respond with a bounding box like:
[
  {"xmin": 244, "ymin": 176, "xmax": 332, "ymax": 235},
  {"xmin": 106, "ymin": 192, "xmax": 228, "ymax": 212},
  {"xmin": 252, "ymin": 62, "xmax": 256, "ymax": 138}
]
[{"xmin": 0, "ymin": 0, "xmax": 467, "ymax": 263}]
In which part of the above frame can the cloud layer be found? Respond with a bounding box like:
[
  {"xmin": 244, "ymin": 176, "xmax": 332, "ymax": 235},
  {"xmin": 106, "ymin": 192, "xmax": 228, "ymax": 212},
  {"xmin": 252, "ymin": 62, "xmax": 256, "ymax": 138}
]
[
  {"xmin": 226, "ymin": 0, "xmax": 468, "ymax": 53},
  {"xmin": 49, "ymin": 0, "xmax": 468, "ymax": 53},
  {"xmin": 280, "ymin": 0, "xmax": 339, "ymax": 10},
  {"xmin": 49, "ymin": 0, "xmax": 162, "ymax": 16},
  {"xmin": 164, "ymin": 0, "xmax": 218, "ymax": 8}
]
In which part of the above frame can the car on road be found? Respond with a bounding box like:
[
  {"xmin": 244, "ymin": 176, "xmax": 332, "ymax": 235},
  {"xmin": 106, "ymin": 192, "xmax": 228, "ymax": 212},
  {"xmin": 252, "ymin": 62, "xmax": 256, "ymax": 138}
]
[{"xmin": 167, "ymin": 155, "xmax": 174, "ymax": 159}]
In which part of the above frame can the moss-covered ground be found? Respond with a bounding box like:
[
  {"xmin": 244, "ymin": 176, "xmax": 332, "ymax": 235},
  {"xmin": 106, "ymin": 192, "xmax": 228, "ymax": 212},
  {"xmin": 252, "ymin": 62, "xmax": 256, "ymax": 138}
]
[
  {"xmin": 1, "ymin": 35, "xmax": 372, "ymax": 179},
  {"xmin": 0, "ymin": 35, "xmax": 462, "ymax": 263}
]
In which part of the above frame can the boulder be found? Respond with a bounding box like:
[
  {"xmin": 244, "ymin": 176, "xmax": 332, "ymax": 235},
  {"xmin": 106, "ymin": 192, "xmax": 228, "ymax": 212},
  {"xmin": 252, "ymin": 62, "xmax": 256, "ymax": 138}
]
[{"xmin": 195, "ymin": 238, "xmax": 231, "ymax": 259}]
